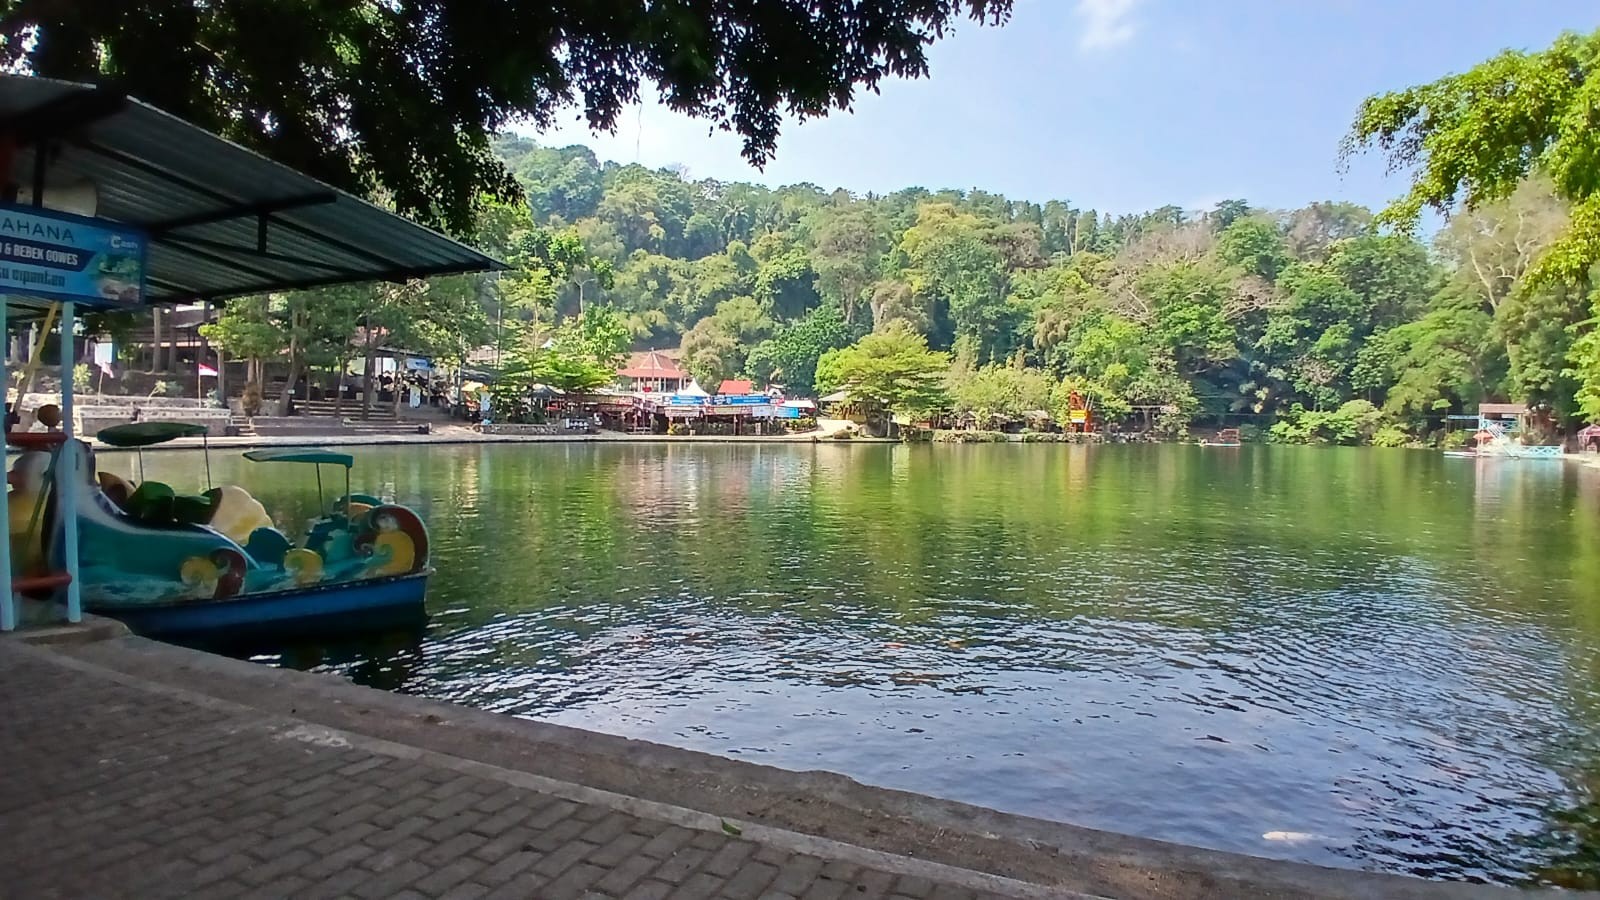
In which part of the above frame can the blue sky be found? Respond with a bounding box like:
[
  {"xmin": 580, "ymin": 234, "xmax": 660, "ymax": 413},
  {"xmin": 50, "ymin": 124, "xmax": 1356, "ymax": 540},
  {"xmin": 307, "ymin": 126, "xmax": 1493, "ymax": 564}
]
[{"xmin": 528, "ymin": 0, "xmax": 1598, "ymax": 217}]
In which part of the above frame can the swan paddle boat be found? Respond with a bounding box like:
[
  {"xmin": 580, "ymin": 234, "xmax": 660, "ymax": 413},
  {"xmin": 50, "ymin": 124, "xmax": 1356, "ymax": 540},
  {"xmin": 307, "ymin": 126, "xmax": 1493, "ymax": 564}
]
[{"xmin": 12, "ymin": 422, "xmax": 431, "ymax": 640}]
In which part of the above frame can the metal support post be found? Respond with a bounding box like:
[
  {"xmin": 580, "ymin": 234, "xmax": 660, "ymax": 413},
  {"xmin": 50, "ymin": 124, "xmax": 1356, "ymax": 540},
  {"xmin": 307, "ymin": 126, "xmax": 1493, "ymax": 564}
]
[
  {"xmin": 0, "ymin": 296, "xmax": 13, "ymax": 631},
  {"xmin": 56, "ymin": 300, "xmax": 80, "ymax": 622}
]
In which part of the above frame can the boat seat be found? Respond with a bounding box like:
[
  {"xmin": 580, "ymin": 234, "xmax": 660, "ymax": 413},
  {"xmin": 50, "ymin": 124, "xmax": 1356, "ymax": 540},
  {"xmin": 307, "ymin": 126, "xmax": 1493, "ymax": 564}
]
[
  {"xmin": 97, "ymin": 471, "xmax": 133, "ymax": 511},
  {"xmin": 331, "ymin": 493, "xmax": 385, "ymax": 516},
  {"xmin": 243, "ymin": 527, "xmax": 292, "ymax": 567},
  {"xmin": 122, "ymin": 481, "xmax": 217, "ymax": 527},
  {"xmin": 208, "ymin": 485, "xmax": 274, "ymax": 544}
]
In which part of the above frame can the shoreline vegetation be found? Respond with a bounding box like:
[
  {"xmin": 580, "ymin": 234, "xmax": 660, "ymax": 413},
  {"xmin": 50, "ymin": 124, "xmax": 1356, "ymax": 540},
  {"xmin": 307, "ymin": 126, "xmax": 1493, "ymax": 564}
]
[
  {"xmin": 29, "ymin": 29, "xmax": 1592, "ymax": 456},
  {"xmin": 189, "ymin": 47, "xmax": 1600, "ymax": 453},
  {"xmin": 72, "ymin": 424, "xmax": 1600, "ymax": 466}
]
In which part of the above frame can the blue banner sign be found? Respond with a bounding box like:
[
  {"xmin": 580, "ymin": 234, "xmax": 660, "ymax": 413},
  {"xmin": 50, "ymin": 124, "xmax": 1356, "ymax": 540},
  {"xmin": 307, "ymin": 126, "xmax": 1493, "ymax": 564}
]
[{"xmin": 0, "ymin": 205, "xmax": 146, "ymax": 305}]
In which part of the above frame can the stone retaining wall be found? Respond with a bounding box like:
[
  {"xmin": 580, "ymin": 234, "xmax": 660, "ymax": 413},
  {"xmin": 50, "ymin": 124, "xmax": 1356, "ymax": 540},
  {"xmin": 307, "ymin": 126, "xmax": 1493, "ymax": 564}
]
[
  {"xmin": 482, "ymin": 423, "xmax": 592, "ymax": 436},
  {"xmin": 19, "ymin": 393, "xmax": 218, "ymax": 410},
  {"xmin": 18, "ymin": 393, "xmax": 230, "ymax": 437},
  {"xmin": 75, "ymin": 405, "xmax": 229, "ymax": 438}
]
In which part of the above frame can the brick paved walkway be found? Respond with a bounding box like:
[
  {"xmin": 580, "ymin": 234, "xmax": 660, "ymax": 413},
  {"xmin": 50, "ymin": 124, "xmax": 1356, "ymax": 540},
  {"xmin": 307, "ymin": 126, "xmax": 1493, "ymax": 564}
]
[{"xmin": 0, "ymin": 641, "xmax": 1074, "ymax": 900}]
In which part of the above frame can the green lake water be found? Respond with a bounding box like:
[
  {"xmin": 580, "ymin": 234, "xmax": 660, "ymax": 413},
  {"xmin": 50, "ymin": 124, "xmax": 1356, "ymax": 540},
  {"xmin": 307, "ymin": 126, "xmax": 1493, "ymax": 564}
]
[{"xmin": 132, "ymin": 443, "xmax": 1600, "ymax": 884}]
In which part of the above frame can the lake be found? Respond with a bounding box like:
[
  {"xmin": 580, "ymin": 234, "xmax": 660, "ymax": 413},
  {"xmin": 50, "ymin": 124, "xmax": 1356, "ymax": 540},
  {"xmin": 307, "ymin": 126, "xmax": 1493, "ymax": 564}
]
[{"xmin": 131, "ymin": 442, "xmax": 1600, "ymax": 885}]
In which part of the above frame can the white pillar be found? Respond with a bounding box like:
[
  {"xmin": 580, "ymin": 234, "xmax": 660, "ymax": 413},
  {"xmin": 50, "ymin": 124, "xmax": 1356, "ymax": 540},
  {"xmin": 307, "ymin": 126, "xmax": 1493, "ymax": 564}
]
[
  {"xmin": 0, "ymin": 297, "xmax": 13, "ymax": 632},
  {"xmin": 56, "ymin": 301, "xmax": 81, "ymax": 623}
]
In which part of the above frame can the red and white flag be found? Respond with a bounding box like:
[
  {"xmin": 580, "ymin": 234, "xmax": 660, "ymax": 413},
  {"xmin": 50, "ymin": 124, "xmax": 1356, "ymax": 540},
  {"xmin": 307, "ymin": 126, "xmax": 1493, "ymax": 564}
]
[{"xmin": 197, "ymin": 362, "xmax": 219, "ymax": 378}]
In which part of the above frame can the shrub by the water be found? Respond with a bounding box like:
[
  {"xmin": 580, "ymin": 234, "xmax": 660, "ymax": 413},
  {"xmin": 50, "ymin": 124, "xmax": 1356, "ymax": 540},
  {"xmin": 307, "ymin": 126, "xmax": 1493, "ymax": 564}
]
[
  {"xmin": 1269, "ymin": 400, "xmax": 1384, "ymax": 445},
  {"xmin": 933, "ymin": 430, "xmax": 1006, "ymax": 443},
  {"xmin": 1370, "ymin": 424, "xmax": 1412, "ymax": 448}
]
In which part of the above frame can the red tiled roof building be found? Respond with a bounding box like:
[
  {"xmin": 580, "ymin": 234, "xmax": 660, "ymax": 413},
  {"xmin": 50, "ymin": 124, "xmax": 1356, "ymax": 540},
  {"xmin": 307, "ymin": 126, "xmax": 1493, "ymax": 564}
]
[{"xmin": 617, "ymin": 350, "xmax": 689, "ymax": 393}]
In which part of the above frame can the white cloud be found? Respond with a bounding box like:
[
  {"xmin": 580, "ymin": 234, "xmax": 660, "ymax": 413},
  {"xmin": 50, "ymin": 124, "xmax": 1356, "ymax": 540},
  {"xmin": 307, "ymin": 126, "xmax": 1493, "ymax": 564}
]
[{"xmin": 1075, "ymin": 0, "xmax": 1141, "ymax": 51}]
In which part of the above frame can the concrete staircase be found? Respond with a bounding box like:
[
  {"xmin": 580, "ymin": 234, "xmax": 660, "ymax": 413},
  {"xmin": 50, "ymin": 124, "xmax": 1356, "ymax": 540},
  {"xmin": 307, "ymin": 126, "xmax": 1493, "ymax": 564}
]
[
  {"xmin": 244, "ymin": 389, "xmax": 426, "ymax": 438},
  {"xmin": 296, "ymin": 399, "xmax": 420, "ymax": 434},
  {"xmin": 295, "ymin": 398, "xmax": 398, "ymax": 423}
]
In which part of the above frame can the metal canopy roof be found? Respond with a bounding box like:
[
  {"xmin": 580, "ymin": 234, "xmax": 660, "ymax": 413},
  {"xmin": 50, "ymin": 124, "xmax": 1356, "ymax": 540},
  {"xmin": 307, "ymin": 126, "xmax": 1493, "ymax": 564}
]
[{"xmin": 0, "ymin": 75, "xmax": 504, "ymax": 314}]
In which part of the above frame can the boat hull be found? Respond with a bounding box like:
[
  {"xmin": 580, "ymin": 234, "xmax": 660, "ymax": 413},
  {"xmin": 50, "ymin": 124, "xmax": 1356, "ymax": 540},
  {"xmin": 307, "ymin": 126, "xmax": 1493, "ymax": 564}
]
[
  {"xmin": 92, "ymin": 571, "xmax": 430, "ymax": 640},
  {"xmin": 1443, "ymin": 448, "xmax": 1564, "ymax": 460}
]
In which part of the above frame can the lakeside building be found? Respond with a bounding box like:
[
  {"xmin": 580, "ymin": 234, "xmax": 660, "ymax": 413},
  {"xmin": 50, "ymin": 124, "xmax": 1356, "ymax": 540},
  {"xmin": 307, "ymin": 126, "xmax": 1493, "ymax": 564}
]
[{"xmin": 617, "ymin": 350, "xmax": 689, "ymax": 394}]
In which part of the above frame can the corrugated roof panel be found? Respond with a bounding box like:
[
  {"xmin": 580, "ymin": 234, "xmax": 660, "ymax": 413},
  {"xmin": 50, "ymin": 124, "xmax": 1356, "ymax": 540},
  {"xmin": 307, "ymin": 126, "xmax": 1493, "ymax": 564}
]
[
  {"xmin": 0, "ymin": 74, "xmax": 502, "ymax": 313},
  {"xmin": 93, "ymin": 105, "xmax": 330, "ymax": 202},
  {"xmin": 176, "ymin": 217, "xmax": 364, "ymax": 275}
]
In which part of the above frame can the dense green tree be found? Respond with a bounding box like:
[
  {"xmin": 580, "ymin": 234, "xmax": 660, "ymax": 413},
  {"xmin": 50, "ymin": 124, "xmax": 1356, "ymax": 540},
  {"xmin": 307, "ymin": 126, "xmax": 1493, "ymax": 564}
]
[
  {"xmin": 680, "ymin": 297, "xmax": 774, "ymax": 390},
  {"xmin": 1139, "ymin": 261, "xmax": 1237, "ymax": 377},
  {"xmin": 1325, "ymin": 233, "xmax": 1432, "ymax": 326},
  {"xmin": 680, "ymin": 322, "xmax": 743, "ymax": 393},
  {"xmin": 1269, "ymin": 399, "xmax": 1383, "ymax": 445},
  {"xmin": 1501, "ymin": 283, "xmax": 1587, "ymax": 419},
  {"xmin": 745, "ymin": 306, "xmax": 853, "ymax": 396},
  {"xmin": 1371, "ymin": 300, "xmax": 1500, "ymax": 417},
  {"xmin": 1040, "ymin": 200, "xmax": 1077, "ymax": 256},
  {"xmin": 815, "ymin": 325, "xmax": 950, "ymax": 421},
  {"xmin": 200, "ymin": 296, "xmax": 286, "ymax": 388},
  {"xmin": 1347, "ymin": 28, "xmax": 1600, "ymax": 285},
  {"xmin": 750, "ymin": 236, "xmax": 820, "ymax": 322},
  {"xmin": 948, "ymin": 364, "xmax": 1053, "ymax": 427},
  {"xmin": 900, "ymin": 204, "xmax": 1012, "ymax": 360},
  {"xmin": 810, "ymin": 207, "xmax": 888, "ymax": 327},
  {"xmin": 492, "ymin": 137, "xmax": 605, "ymax": 223},
  {"xmin": 1281, "ymin": 202, "xmax": 1373, "ymax": 261},
  {"xmin": 1217, "ymin": 219, "xmax": 1290, "ymax": 281},
  {"xmin": 1570, "ymin": 295, "xmax": 1600, "ymax": 421},
  {"xmin": 1208, "ymin": 200, "xmax": 1253, "ymax": 232}
]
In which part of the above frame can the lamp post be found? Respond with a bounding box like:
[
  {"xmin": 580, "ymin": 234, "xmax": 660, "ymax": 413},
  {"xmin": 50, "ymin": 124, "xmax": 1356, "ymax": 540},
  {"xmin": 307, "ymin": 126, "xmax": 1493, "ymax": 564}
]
[{"xmin": 576, "ymin": 274, "xmax": 600, "ymax": 314}]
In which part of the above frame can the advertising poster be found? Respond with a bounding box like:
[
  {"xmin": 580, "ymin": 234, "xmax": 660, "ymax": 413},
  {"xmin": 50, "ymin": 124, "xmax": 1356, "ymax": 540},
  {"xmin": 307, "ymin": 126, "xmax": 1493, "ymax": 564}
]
[{"xmin": 0, "ymin": 204, "xmax": 147, "ymax": 305}]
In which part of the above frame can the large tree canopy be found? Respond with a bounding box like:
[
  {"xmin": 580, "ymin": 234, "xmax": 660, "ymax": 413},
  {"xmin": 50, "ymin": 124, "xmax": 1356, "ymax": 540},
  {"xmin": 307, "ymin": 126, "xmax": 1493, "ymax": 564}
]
[
  {"xmin": 0, "ymin": 0, "xmax": 1012, "ymax": 234},
  {"xmin": 1344, "ymin": 27, "xmax": 1600, "ymax": 284}
]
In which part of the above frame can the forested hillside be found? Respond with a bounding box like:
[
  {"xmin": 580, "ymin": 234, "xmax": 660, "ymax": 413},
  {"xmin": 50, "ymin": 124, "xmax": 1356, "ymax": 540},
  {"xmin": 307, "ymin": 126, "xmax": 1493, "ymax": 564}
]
[{"xmin": 492, "ymin": 134, "xmax": 1593, "ymax": 440}]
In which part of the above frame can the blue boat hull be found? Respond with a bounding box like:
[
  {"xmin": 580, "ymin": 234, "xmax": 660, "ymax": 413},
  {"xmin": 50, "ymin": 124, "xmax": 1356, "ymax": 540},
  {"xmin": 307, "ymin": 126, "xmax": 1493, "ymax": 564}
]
[{"xmin": 93, "ymin": 571, "xmax": 430, "ymax": 640}]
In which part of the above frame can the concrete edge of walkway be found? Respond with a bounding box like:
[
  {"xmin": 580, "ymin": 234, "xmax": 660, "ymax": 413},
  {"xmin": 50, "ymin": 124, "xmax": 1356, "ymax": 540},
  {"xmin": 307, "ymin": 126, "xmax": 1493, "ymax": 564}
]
[
  {"xmin": 11, "ymin": 638, "xmax": 1097, "ymax": 900},
  {"xmin": 6, "ymin": 613, "xmax": 129, "ymax": 645},
  {"xmin": 50, "ymin": 634, "xmax": 1536, "ymax": 900}
]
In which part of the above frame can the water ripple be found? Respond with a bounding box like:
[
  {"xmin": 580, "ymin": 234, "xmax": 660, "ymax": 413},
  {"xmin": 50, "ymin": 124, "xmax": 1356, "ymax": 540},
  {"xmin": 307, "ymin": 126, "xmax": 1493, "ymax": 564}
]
[{"xmin": 152, "ymin": 443, "xmax": 1600, "ymax": 885}]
